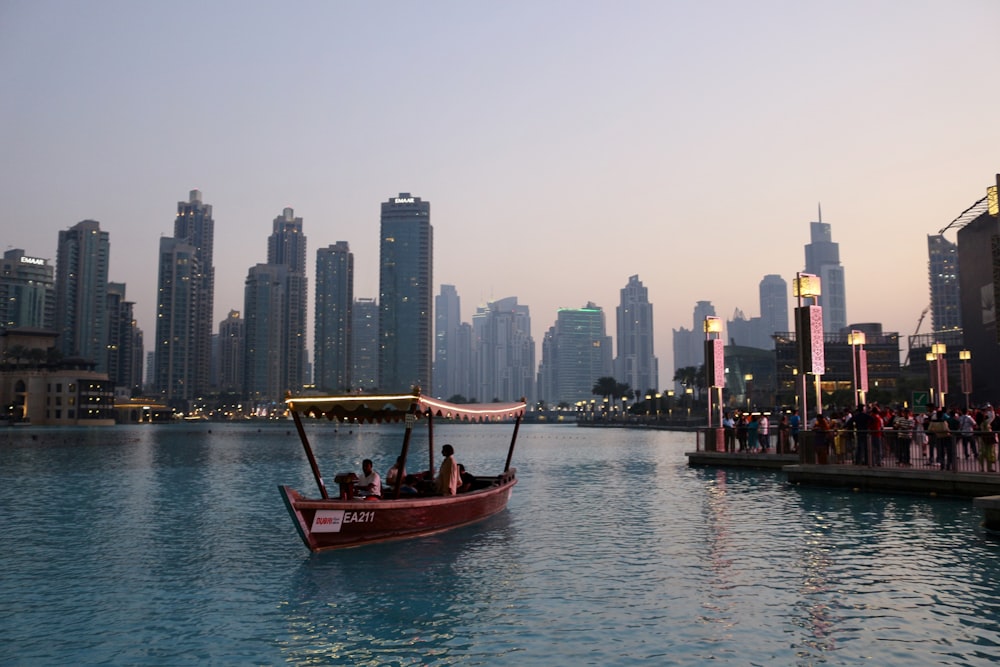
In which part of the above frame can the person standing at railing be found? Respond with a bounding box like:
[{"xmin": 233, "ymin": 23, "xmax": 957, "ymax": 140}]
[
  {"xmin": 928, "ymin": 408, "xmax": 950, "ymax": 467},
  {"xmin": 759, "ymin": 413, "xmax": 770, "ymax": 452},
  {"xmin": 913, "ymin": 411, "xmax": 929, "ymax": 461},
  {"xmin": 789, "ymin": 408, "xmax": 801, "ymax": 453},
  {"xmin": 959, "ymin": 408, "xmax": 978, "ymax": 461},
  {"xmin": 849, "ymin": 405, "xmax": 871, "ymax": 466},
  {"xmin": 747, "ymin": 414, "xmax": 760, "ymax": 452},
  {"xmin": 978, "ymin": 410, "xmax": 997, "ymax": 472},
  {"xmin": 893, "ymin": 408, "xmax": 915, "ymax": 466},
  {"xmin": 869, "ymin": 407, "xmax": 885, "ymax": 467}
]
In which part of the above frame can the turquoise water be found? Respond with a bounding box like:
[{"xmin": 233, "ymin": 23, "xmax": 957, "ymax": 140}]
[{"xmin": 2, "ymin": 423, "xmax": 999, "ymax": 666}]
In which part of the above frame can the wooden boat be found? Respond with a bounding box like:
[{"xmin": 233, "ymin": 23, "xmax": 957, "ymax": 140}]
[{"xmin": 280, "ymin": 390, "xmax": 526, "ymax": 552}]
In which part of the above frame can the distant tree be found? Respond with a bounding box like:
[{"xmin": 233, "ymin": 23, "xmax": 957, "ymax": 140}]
[
  {"xmin": 592, "ymin": 376, "xmax": 619, "ymax": 406},
  {"xmin": 447, "ymin": 394, "xmax": 470, "ymax": 404}
]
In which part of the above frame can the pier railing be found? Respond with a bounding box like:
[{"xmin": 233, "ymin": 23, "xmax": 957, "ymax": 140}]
[{"xmin": 695, "ymin": 426, "xmax": 1000, "ymax": 474}]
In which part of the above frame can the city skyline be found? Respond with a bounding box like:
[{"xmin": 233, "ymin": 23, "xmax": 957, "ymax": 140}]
[{"xmin": 3, "ymin": 2, "xmax": 999, "ymax": 378}]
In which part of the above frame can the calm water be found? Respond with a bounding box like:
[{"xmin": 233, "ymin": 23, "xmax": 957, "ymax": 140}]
[{"xmin": 2, "ymin": 422, "xmax": 999, "ymax": 666}]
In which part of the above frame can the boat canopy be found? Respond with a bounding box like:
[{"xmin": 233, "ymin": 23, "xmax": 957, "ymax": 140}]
[{"xmin": 286, "ymin": 392, "xmax": 526, "ymax": 424}]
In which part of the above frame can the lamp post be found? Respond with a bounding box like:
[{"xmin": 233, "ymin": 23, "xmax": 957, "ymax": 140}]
[
  {"xmin": 926, "ymin": 351, "xmax": 938, "ymax": 409},
  {"xmin": 685, "ymin": 387, "xmax": 693, "ymax": 419},
  {"xmin": 666, "ymin": 390, "xmax": 674, "ymax": 420},
  {"xmin": 744, "ymin": 373, "xmax": 753, "ymax": 411},
  {"xmin": 794, "ymin": 272, "xmax": 825, "ymax": 423},
  {"xmin": 960, "ymin": 349, "xmax": 972, "ymax": 409},
  {"xmin": 848, "ymin": 330, "xmax": 867, "ymax": 407},
  {"xmin": 704, "ymin": 315, "xmax": 725, "ymax": 430},
  {"xmin": 932, "ymin": 342, "xmax": 948, "ymax": 409}
]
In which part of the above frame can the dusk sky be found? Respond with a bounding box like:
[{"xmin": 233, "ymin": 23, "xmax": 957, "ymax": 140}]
[{"xmin": 2, "ymin": 1, "xmax": 999, "ymax": 379}]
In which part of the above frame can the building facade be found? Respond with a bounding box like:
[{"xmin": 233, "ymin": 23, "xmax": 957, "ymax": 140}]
[
  {"xmin": 471, "ymin": 296, "xmax": 535, "ymax": 404},
  {"xmin": 928, "ymin": 234, "xmax": 962, "ymax": 333},
  {"xmin": 55, "ymin": 219, "xmax": 110, "ymax": 370},
  {"xmin": 378, "ymin": 193, "xmax": 432, "ymax": 393},
  {"xmin": 759, "ymin": 274, "xmax": 789, "ymax": 345},
  {"xmin": 314, "ymin": 242, "xmax": 353, "ymax": 393},
  {"xmin": 243, "ymin": 263, "xmax": 288, "ymax": 404},
  {"xmin": 155, "ymin": 190, "xmax": 215, "ymax": 406},
  {"xmin": 615, "ymin": 274, "xmax": 657, "ymax": 395},
  {"xmin": 537, "ymin": 303, "xmax": 612, "ymax": 407},
  {"xmin": 0, "ymin": 249, "xmax": 54, "ymax": 332},
  {"xmin": 351, "ymin": 297, "xmax": 378, "ymax": 391},
  {"xmin": 267, "ymin": 208, "xmax": 308, "ymax": 394},
  {"xmin": 217, "ymin": 310, "xmax": 244, "ymax": 395},
  {"xmin": 106, "ymin": 282, "xmax": 143, "ymax": 396}
]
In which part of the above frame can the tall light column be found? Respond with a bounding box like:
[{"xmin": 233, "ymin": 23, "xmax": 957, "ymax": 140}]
[
  {"xmin": 959, "ymin": 350, "xmax": 972, "ymax": 409},
  {"xmin": 848, "ymin": 330, "xmax": 867, "ymax": 407},
  {"xmin": 794, "ymin": 273, "xmax": 824, "ymax": 423}
]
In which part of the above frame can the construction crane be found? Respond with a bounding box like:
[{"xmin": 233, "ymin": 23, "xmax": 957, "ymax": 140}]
[{"xmin": 903, "ymin": 305, "xmax": 930, "ymax": 366}]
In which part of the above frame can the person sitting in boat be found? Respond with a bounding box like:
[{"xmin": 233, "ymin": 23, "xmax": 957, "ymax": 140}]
[
  {"xmin": 458, "ymin": 463, "xmax": 475, "ymax": 493},
  {"xmin": 354, "ymin": 459, "xmax": 382, "ymax": 499},
  {"xmin": 386, "ymin": 456, "xmax": 405, "ymax": 487},
  {"xmin": 435, "ymin": 444, "xmax": 461, "ymax": 495}
]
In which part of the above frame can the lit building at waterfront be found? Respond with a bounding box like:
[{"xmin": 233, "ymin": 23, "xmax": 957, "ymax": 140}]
[
  {"xmin": 471, "ymin": 296, "xmax": 535, "ymax": 404},
  {"xmin": 378, "ymin": 193, "xmax": 432, "ymax": 393},
  {"xmin": 537, "ymin": 302, "xmax": 612, "ymax": 407},
  {"xmin": 55, "ymin": 219, "xmax": 109, "ymax": 371},
  {"xmin": 155, "ymin": 190, "xmax": 215, "ymax": 406},
  {"xmin": 615, "ymin": 275, "xmax": 657, "ymax": 395},
  {"xmin": 0, "ymin": 249, "xmax": 54, "ymax": 332},
  {"xmin": 314, "ymin": 242, "xmax": 353, "ymax": 393},
  {"xmin": 351, "ymin": 297, "xmax": 378, "ymax": 391}
]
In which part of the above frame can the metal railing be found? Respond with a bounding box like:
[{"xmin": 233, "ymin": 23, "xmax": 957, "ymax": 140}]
[{"xmin": 695, "ymin": 426, "xmax": 1000, "ymax": 474}]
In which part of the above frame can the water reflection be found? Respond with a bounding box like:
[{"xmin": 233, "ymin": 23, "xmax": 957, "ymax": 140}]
[{"xmin": 280, "ymin": 512, "xmax": 518, "ymax": 664}]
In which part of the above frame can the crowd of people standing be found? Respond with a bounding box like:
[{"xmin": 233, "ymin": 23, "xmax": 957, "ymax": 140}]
[{"xmin": 723, "ymin": 403, "xmax": 999, "ymax": 472}]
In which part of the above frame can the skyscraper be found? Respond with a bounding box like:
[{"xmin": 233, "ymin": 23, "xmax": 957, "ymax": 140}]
[
  {"xmin": 155, "ymin": 190, "xmax": 214, "ymax": 405},
  {"xmin": 471, "ymin": 296, "xmax": 535, "ymax": 404},
  {"xmin": 379, "ymin": 193, "xmax": 432, "ymax": 393},
  {"xmin": 758, "ymin": 274, "xmax": 789, "ymax": 345},
  {"xmin": 0, "ymin": 249, "xmax": 54, "ymax": 331},
  {"xmin": 218, "ymin": 310, "xmax": 244, "ymax": 395},
  {"xmin": 927, "ymin": 234, "xmax": 961, "ymax": 332},
  {"xmin": 267, "ymin": 207, "xmax": 308, "ymax": 393},
  {"xmin": 434, "ymin": 284, "xmax": 463, "ymax": 400},
  {"xmin": 106, "ymin": 281, "xmax": 143, "ymax": 395},
  {"xmin": 537, "ymin": 302, "xmax": 612, "ymax": 406},
  {"xmin": 55, "ymin": 219, "xmax": 109, "ymax": 369},
  {"xmin": 314, "ymin": 242, "xmax": 353, "ymax": 392},
  {"xmin": 351, "ymin": 297, "xmax": 378, "ymax": 391},
  {"xmin": 243, "ymin": 263, "xmax": 287, "ymax": 403},
  {"xmin": 615, "ymin": 275, "xmax": 658, "ymax": 394},
  {"xmin": 804, "ymin": 207, "xmax": 847, "ymax": 333}
]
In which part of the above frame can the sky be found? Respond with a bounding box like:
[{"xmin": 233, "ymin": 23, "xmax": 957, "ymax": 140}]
[{"xmin": 2, "ymin": 0, "xmax": 999, "ymax": 382}]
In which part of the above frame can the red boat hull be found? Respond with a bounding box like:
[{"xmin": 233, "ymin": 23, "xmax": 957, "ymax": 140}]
[{"xmin": 279, "ymin": 471, "xmax": 517, "ymax": 552}]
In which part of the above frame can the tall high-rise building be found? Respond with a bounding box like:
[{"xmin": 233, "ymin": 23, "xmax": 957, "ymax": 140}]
[
  {"xmin": 471, "ymin": 296, "xmax": 535, "ymax": 404},
  {"xmin": 927, "ymin": 234, "xmax": 962, "ymax": 332},
  {"xmin": 804, "ymin": 207, "xmax": 847, "ymax": 333},
  {"xmin": 267, "ymin": 207, "xmax": 308, "ymax": 393},
  {"xmin": 155, "ymin": 190, "xmax": 214, "ymax": 405},
  {"xmin": 379, "ymin": 193, "xmax": 432, "ymax": 393},
  {"xmin": 759, "ymin": 274, "xmax": 789, "ymax": 344},
  {"xmin": 55, "ymin": 219, "xmax": 109, "ymax": 370},
  {"xmin": 0, "ymin": 249, "xmax": 54, "ymax": 331},
  {"xmin": 615, "ymin": 275, "xmax": 658, "ymax": 394},
  {"xmin": 314, "ymin": 242, "xmax": 353, "ymax": 392},
  {"xmin": 106, "ymin": 282, "xmax": 143, "ymax": 395},
  {"xmin": 351, "ymin": 298, "xmax": 378, "ymax": 391},
  {"xmin": 537, "ymin": 302, "xmax": 612, "ymax": 406},
  {"xmin": 434, "ymin": 284, "xmax": 464, "ymax": 400},
  {"xmin": 218, "ymin": 310, "xmax": 244, "ymax": 394},
  {"xmin": 243, "ymin": 263, "xmax": 288, "ymax": 403}
]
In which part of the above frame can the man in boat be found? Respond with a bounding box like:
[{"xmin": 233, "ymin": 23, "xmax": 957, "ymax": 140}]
[
  {"xmin": 355, "ymin": 459, "xmax": 382, "ymax": 499},
  {"xmin": 435, "ymin": 444, "xmax": 461, "ymax": 495}
]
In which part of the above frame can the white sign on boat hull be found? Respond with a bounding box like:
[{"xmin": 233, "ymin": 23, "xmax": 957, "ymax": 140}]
[{"xmin": 312, "ymin": 510, "xmax": 345, "ymax": 533}]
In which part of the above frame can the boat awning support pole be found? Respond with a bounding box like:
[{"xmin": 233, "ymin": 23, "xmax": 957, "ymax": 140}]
[
  {"xmin": 504, "ymin": 406, "xmax": 524, "ymax": 473},
  {"xmin": 393, "ymin": 405, "xmax": 417, "ymax": 500},
  {"xmin": 290, "ymin": 405, "xmax": 329, "ymax": 499}
]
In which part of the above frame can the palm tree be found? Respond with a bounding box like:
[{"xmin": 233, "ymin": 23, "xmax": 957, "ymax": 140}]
[{"xmin": 592, "ymin": 376, "xmax": 618, "ymax": 415}]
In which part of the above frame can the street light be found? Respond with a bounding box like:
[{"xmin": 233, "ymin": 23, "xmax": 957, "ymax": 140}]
[
  {"xmin": 666, "ymin": 390, "xmax": 674, "ymax": 420},
  {"xmin": 848, "ymin": 330, "xmax": 867, "ymax": 407},
  {"xmin": 794, "ymin": 272, "xmax": 825, "ymax": 422},
  {"xmin": 960, "ymin": 349, "xmax": 972, "ymax": 409},
  {"xmin": 744, "ymin": 373, "xmax": 753, "ymax": 411},
  {"xmin": 926, "ymin": 351, "xmax": 939, "ymax": 409},
  {"xmin": 932, "ymin": 342, "xmax": 948, "ymax": 408}
]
